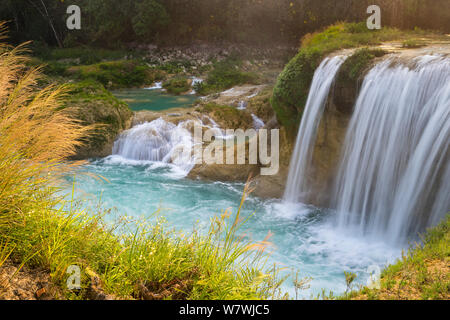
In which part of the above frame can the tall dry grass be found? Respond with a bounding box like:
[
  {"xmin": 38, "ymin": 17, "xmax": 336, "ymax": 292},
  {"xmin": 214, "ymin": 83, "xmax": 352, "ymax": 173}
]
[
  {"xmin": 0, "ymin": 21, "xmax": 91, "ymax": 228},
  {"xmin": 0, "ymin": 22, "xmax": 287, "ymax": 300}
]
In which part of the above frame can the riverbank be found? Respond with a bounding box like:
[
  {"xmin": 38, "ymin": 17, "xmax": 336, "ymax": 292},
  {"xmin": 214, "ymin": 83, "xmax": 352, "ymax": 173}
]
[{"xmin": 1, "ymin": 20, "xmax": 449, "ymax": 301}]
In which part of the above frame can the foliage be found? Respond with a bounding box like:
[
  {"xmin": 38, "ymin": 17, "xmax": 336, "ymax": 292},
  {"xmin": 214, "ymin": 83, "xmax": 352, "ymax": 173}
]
[
  {"xmin": 132, "ymin": 0, "xmax": 170, "ymax": 40},
  {"xmin": 0, "ymin": 25, "xmax": 285, "ymax": 300},
  {"xmin": 33, "ymin": 46, "xmax": 130, "ymax": 65},
  {"xmin": 162, "ymin": 76, "xmax": 190, "ymax": 95},
  {"xmin": 402, "ymin": 39, "xmax": 426, "ymax": 48},
  {"xmin": 337, "ymin": 48, "xmax": 386, "ymax": 85},
  {"xmin": 66, "ymin": 60, "xmax": 161, "ymax": 89},
  {"xmin": 195, "ymin": 57, "xmax": 259, "ymax": 95},
  {"xmin": 345, "ymin": 216, "xmax": 450, "ymax": 300},
  {"xmin": 2, "ymin": 1, "xmax": 449, "ymax": 47},
  {"xmin": 62, "ymin": 80, "xmax": 133, "ymax": 157},
  {"xmin": 271, "ymin": 22, "xmax": 433, "ymax": 130}
]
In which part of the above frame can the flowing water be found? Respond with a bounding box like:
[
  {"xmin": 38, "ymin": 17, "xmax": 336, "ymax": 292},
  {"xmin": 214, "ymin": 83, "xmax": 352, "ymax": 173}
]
[
  {"xmin": 284, "ymin": 56, "xmax": 347, "ymax": 203},
  {"xmin": 68, "ymin": 158, "xmax": 400, "ymax": 299},
  {"xmin": 66, "ymin": 54, "xmax": 449, "ymax": 298},
  {"xmin": 333, "ymin": 55, "xmax": 450, "ymax": 244}
]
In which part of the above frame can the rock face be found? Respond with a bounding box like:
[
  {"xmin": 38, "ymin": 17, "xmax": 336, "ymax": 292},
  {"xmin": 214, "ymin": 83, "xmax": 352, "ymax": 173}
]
[
  {"xmin": 64, "ymin": 81, "xmax": 133, "ymax": 159},
  {"xmin": 252, "ymin": 127, "xmax": 292, "ymax": 199},
  {"xmin": 263, "ymin": 41, "xmax": 450, "ymax": 204}
]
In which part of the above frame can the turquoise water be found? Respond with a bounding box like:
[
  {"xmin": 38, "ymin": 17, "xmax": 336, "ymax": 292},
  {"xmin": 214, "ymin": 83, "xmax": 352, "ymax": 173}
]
[
  {"xmin": 65, "ymin": 89, "xmax": 402, "ymax": 299},
  {"xmin": 112, "ymin": 88, "xmax": 198, "ymax": 111},
  {"xmin": 66, "ymin": 156, "xmax": 401, "ymax": 299}
]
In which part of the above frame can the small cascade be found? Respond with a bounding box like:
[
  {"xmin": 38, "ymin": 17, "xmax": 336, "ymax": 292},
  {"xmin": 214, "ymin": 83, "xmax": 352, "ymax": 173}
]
[
  {"xmin": 251, "ymin": 114, "xmax": 265, "ymax": 129},
  {"xmin": 190, "ymin": 77, "xmax": 203, "ymax": 94},
  {"xmin": 112, "ymin": 118, "xmax": 196, "ymax": 173},
  {"xmin": 145, "ymin": 82, "xmax": 163, "ymax": 90},
  {"xmin": 237, "ymin": 101, "xmax": 247, "ymax": 110},
  {"xmin": 332, "ymin": 55, "xmax": 450, "ymax": 243},
  {"xmin": 283, "ymin": 55, "xmax": 347, "ymax": 203}
]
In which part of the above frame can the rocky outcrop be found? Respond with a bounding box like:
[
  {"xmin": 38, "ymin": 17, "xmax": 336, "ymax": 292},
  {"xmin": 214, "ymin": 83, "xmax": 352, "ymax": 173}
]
[
  {"xmin": 265, "ymin": 41, "xmax": 450, "ymax": 204},
  {"xmin": 64, "ymin": 81, "xmax": 133, "ymax": 159}
]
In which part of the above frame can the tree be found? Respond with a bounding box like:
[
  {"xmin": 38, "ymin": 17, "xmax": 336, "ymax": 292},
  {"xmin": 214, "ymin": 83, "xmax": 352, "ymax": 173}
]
[{"xmin": 132, "ymin": 0, "xmax": 170, "ymax": 41}]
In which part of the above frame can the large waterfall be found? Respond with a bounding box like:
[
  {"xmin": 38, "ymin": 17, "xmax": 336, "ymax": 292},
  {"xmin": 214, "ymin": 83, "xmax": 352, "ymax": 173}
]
[
  {"xmin": 333, "ymin": 55, "xmax": 450, "ymax": 243},
  {"xmin": 286, "ymin": 53, "xmax": 449, "ymax": 244},
  {"xmin": 284, "ymin": 55, "xmax": 347, "ymax": 203}
]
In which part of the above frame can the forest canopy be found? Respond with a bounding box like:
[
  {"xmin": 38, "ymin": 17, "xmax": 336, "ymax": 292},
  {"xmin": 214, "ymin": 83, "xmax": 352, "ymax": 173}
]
[{"xmin": 1, "ymin": 0, "xmax": 449, "ymax": 48}]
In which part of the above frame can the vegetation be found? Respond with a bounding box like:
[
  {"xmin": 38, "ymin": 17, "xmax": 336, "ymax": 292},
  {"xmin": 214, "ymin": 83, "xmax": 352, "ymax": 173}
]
[
  {"xmin": 32, "ymin": 46, "xmax": 131, "ymax": 65},
  {"xmin": 271, "ymin": 22, "xmax": 438, "ymax": 130},
  {"xmin": 402, "ymin": 39, "xmax": 427, "ymax": 48},
  {"xmin": 66, "ymin": 60, "xmax": 163, "ymax": 90},
  {"xmin": 2, "ymin": 1, "xmax": 449, "ymax": 47},
  {"xmin": 162, "ymin": 76, "xmax": 191, "ymax": 95},
  {"xmin": 62, "ymin": 80, "xmax": 133, "ymax": 158},
  {"xmin": 337, "ymin": 48, "xmax": 386, "ymax": 85},
  {"xmin": 195, "ymin": 57, "xmax": 259, "ymax": 95},
  {"xmin": 0, "ymin": 27, "xmax": 285, "ymax": 300},
  {"xmin": 344, "ymin": 216, "xmax": 450, "ymax": 300},
  {"xmin": 197, "ymin": 103, "xmax": 254, "ymax": 130}
]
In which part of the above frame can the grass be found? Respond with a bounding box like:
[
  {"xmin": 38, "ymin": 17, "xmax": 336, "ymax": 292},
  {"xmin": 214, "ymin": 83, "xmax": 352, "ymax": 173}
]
[
  {"xmin": 2, "ymin": 180, "xmax": 286, "ymax": 300},
  {"xmin": 271, "ymin": 22, "xmax": 442, "ymax": 130},
  {"xmin": 195, "ymin": 56, "xmax": 259, "ymax": 95},
  {"xmin": 66, "ymin": 60, "xmax": 164, "ymax": 89},
  {"xmin": 342, "ymin": 216, "xmax": 450, "ymax": 300},
  {"xmin": 162, "ymin": 76, "xmax": 191, "ymax": 95},
  {"xmin": 402, "ymin": 39, "xmax": 427, "ymax": 48},
  {"xmin": 0, "ymin": 23, "xmax": 286, "ymax": 300}
]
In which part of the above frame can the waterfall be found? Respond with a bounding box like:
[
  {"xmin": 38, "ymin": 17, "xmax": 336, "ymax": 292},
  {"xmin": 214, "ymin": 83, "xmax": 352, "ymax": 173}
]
[
  {"xmin": 333, "ymin": 55, "xmax": 450, "ymax": 243},
  {"xmin": 112, "ymin": 117, "xmax": 196, "ymax": 173},
  {"xmin": 251, "ymin": 114, "xmax": 265, "ymax": 129},
  {"xmin": 283, "ymin": 55, "xmax": 347, "ymax": 203}
]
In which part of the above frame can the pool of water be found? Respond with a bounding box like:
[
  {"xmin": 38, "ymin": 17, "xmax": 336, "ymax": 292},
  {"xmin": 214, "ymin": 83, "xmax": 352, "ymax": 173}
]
[
  {"xmin": 65, "ymin": 156, "xmax": 402, "ymax": 299},
  {"xmin": 112, "ymin": 88, "xmax": 198, "ymax": 111}
]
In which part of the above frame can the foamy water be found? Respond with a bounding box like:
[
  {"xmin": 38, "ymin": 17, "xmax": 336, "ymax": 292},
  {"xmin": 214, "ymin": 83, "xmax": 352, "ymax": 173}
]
[{"xmin": 67, "ymin": 160, "xmax": 402, "ymax": 299}]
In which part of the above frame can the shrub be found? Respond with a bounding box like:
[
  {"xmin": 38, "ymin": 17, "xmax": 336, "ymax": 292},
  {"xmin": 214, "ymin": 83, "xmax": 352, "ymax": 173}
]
[
  {"xmin": 62, "ymin": 80, "xmax": 133, "ymax": 157},
  {"xmin": 0, "ymin": 23, "xmax": 285, "ymax": 300},
  {"xmin": 162, "ymin": 76, "xmax": 191, "ymax": 95},
  {"xmin": 196, "ymin": 57, "xmax": 259, "ymax": 95},
  {"xmin": 271, "ymin": 22, "xmax": 431, "ymax": 130},
  {"xmin": 337, "ymin": 48, "xmax": 386, "ymax": 85},
  {"xmin": 67, "ymin": 60, "xmax": 160, "ymax": 89}
]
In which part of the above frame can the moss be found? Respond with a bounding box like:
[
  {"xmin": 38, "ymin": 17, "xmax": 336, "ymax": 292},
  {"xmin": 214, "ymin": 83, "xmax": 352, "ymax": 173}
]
[
  {"xmin": 337, "ymin": 48, "xmax": 386, "ymax": 84},
  {"xmin": 247, "ymin": 87, "xmax": 275, "ymax": 122},
  {"xmin": 162, "ymin": 76, "xmax": 190, "ymax": 95},
  {"xmin": 62, "ymin": 80, "xmax": 133, "ymax": 158},
  {"xmin": 196, "ymin": 57, "xmax": 259, "ymax": 95},
  {"xmin": 271, "ymin": 48, "xmax": 322, "ymax": 131},
  {"xmin": 332, "ymin": 48, "xmax": 386, "ymax": 114},
  {"xmin": 196, "ymin": 103, "xmax": 254, "ymax": 129},
  {"xmin": 271, "ymin": 22, "xmax": 435, "ymax": 130},
  {"xmin": 402, "ymin": 39, "xmax": 427, "ymax": 48},
  {"xmin": 67, "ymin": 60, "xmax": 162, "ymax": 89}
]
